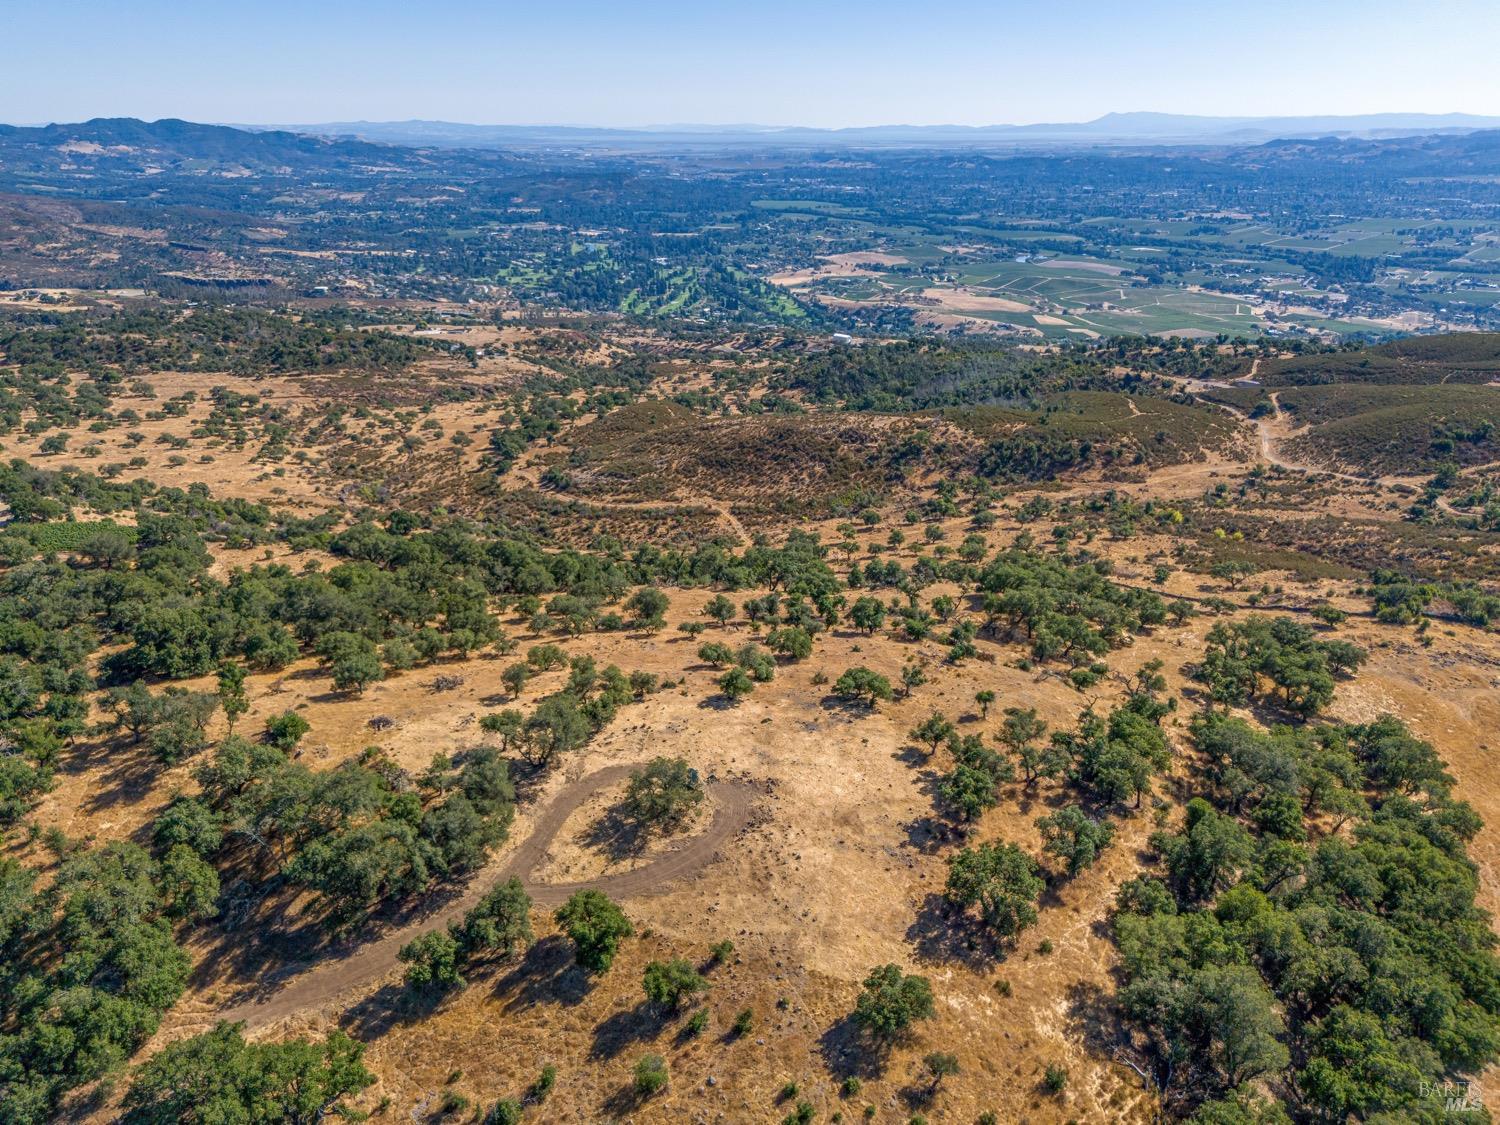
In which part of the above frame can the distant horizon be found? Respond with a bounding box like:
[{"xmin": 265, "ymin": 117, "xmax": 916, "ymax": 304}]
[
  {"xmin": 10, "ymin": 109, "xmax": 1500, "ymax": 134},
  {"xmin": 256, "ymin": 109, "xmax": 1500, "ymax": 131},
  {"xmin": 6, "ymin": 0, "xmax": 1500, "ymax": 128}
]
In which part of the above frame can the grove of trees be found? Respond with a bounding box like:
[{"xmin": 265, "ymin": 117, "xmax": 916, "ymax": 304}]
[{"xmin": 1114, "ymin": 711, "xmax": 1500, "ymax": 1119}]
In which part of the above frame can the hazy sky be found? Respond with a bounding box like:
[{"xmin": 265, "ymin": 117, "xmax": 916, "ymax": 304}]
[{"xmin": 8, "ymin": 0, "xmax": 1500, "ymax": 127}]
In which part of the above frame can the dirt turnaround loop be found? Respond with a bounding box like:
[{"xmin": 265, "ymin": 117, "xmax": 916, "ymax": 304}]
[{"xmin": 222, "ymin": 766, "xmax": 759, "ymax": 1029}]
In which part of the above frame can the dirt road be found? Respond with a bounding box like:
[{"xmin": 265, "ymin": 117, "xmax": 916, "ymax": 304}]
[
  {"xmin": 1195, "ymin": 383, "xmax": 1489, "ymax": 508},
  {"xmin": 1183, "ymin": 378, "xmax": 1375, "ymax": 486},
  {"xmin": 220, "ymin": 766, "xmax": 759, "ymax": 1028}
]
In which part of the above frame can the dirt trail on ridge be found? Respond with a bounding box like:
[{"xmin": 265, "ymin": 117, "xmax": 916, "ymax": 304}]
[{"xmin": 218, "ymin": 766, "xmax": 759, "ymax": 1029}]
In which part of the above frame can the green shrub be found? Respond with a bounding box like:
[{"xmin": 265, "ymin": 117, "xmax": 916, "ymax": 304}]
[{"xmin": 633, "ymin": 1054, "xmax": 668, "ymax": 1096}]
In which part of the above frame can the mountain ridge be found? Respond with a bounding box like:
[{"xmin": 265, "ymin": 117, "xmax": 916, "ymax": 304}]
[
  {"xmin": 240, "ymin": 111, "xmax": 1500, "ymax": 149},
  {"xmin": 0, "ymin": 116, "xmax": 408, "ymax": 171},
  {"xmin": 4, "ymin": 117, "xmax": 1500, "ymax": 175}
]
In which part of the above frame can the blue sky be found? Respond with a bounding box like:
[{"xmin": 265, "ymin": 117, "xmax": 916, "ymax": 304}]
[{"xmin": 7, "ymin": 0, "xmax": 1500, "ymax": 127}]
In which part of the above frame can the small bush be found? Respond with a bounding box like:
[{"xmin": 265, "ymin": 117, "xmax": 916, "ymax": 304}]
[
  {"xmin": 530, "ymin": 1063, "xmax": 556, "ymax": 1101},
  {"xmin": 634, "ymin": 1054, "xmax": 668, "ymax": 1097},
  {"xmin": 263, "ymin": 709, "xmax": 310, "ymax": 750},
  {"xmin": 439, "ymin": 1089, "xmax": 470, "ymax": 1115},
  {"xmin": 709, "ymin": 939, "xmax": 735, "ymax": 965}
]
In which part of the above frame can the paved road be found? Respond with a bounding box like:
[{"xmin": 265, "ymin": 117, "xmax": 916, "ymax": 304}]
[{"xmin": 220, "ymin": 766, "xmax": 758, "ymax": 1028}]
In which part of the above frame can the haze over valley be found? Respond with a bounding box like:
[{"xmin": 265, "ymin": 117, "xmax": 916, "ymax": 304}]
[{"xmin": 5, "ymin": 3, "xmax": 1500, "ymax": 1122}]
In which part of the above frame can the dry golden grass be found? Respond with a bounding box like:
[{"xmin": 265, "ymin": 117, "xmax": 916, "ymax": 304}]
[{"xmin": 13, "ymin": 326, "xmax": 1500, "ymax": 1122}]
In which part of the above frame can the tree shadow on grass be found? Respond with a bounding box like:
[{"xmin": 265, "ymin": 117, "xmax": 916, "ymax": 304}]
[
  {"xmin": 817, "ymin": 1013, "xmax": 890, "ymax": 1083},
  {"xmin": 1038, "ymin": 877, "xmax": 1070, "ymax": 912},
  {"xmin": 904, "ymin": 892, "xmax": 1006, "ymax": 971},
  {"xmin": 71, "ymin": 736, "xmax": 159, "ymax": 819},
  {"xmin": 581, "ymin": 802, "xmax": 648, "ymax": 863},
  {"xmin": 504, "ymin": 756, "xmax": 556, "ymax": 805},
  {"xmin": 1064, "ymin": 979, "xmax": 1131, "ymax": 1061},
  {"xmin": 190, "ymin": 867, "xmax": 488, "ymax": 1010},
  {"xmin": 492, "ymin": 934, "xmax": 593, "ymax": 1011},
  {"xmin": 601, "ymin": 1083, "xmax": 658, "ymax": 1118},
  {"xmin": 898, "ymin": 1078, "xmax": 940, "ymax": 1111},
  {"xmin": 186, "ymin": 882, "xmax": 341, "ymax": 1000},
  {"xmin": 893, "ymin": 743, "xmax": 932, "ymax": 769},
  {"xmin": 818, "ymin": 694, "xmax": 877, "ymax": 717},
  {"xmin": 1015, "ymin": 783, "xmax": 1078, "ymax": 817},
  {"xmin": 344, "ymin": 979, "xmax": 447, "ymax": 1040},
  {"xmin": 306, "ymin": 689, "xmax": 355, "ymax": 706},
  {"xmin": 901, "ymin": 816, "xmax": 961, "ymax": 855},
  {"xmin": 1175, "ymin": 680, "xmax": 1216, "ymax": 712},
  {"xmin": 589, "ymin": 999, "xmax": 670, "ymax": 1061}
]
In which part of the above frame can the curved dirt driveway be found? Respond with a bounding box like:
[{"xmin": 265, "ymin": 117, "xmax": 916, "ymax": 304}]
[{"xmin": 222, "ymin": 766, "xmax": 758, "ymax": 1028}]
